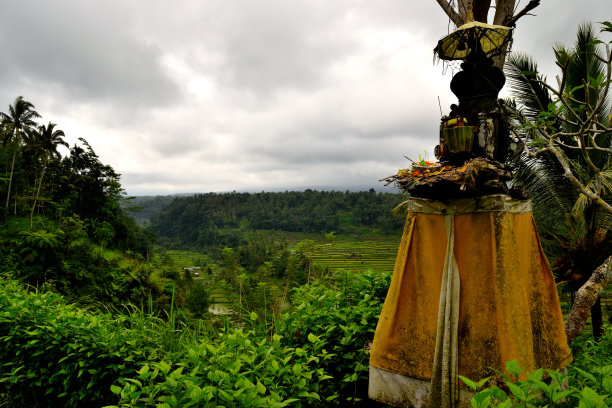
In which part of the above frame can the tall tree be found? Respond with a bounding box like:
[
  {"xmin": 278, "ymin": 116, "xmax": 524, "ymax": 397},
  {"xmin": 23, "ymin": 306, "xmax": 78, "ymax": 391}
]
[
  {"xmin": 26, "ymin": 122, "xmax": 68, "ymax": 227},
  {"xmin": 506, "ymin": 22, "xmax": 612, "ymax": 341},
  {"xmin": 0, "ymin": 96, "xmax": 40, "ymax": 215}
]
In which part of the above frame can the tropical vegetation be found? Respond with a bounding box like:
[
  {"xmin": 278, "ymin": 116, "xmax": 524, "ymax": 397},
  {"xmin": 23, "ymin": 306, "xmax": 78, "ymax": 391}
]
[{"xmin": 505, "ymin": 22, "xmax": 612, "ymax": 339}]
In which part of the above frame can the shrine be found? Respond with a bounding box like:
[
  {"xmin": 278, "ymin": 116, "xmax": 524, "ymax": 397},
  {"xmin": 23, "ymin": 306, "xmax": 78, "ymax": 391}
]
[{"xmin": 368, "ymin": 3, "xmax": 572, "ymax": 407}]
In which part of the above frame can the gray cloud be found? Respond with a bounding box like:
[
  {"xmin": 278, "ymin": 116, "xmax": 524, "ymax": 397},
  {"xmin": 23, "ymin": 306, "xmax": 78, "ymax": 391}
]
[
  {"xmin": 0, "ymin": 2, "xmax": 183, "ymax": 118},
  {"xmin": 0, "ymin": 1, "xmax": 608, "ymax": 195}
]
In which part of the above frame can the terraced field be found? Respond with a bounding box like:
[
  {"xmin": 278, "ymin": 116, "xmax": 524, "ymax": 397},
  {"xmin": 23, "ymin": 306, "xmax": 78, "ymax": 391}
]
[
  {"xmin": 158, "ymin": 235, "xmax": 610, "ymax": 325},
  {"xmin": 307, "ymin": 236, "xmax": 400, "ymax": 274},
  {"xmin": 158, "ymin": 249, "xmax": 217, "ymax": 270}
]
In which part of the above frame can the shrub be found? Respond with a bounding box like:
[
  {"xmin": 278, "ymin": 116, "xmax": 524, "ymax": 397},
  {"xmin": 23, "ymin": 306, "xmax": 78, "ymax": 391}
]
[
  {"xmin": 274, "ymin": 270, "xmax": 391, "ymax": 406},
  {"xmin": 109, "ymin": 319, "xmax": 333, "ymax": 407},
  {"xmin": 0, "ymin": 278, "xmax": 163, "ymax": 407}
]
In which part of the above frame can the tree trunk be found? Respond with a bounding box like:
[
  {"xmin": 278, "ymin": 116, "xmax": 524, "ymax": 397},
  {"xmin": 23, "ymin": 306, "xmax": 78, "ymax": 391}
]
[
  {"xmin": 564, "ymin": 255, "xmax": 612, "ymax": 344},
  {"xmin": 473, "ymin": 0, "xmax": 492, "ymax": 23},
  {"xmin": 492, "ymin": 0, "xmax": 516, "ymax": 25},
  {"xmin": 30, "ymin": 165, "xmax": 46, "ymax": 229},
  {"xmin": 5, "ymin": 145, "xmax": 17, "ymax": 213}
]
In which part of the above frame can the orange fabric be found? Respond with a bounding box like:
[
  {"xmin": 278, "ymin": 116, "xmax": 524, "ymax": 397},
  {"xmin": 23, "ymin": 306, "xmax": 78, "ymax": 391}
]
[{"xmin": 369, "ymin": 204, "xmax": 572, "ymax": 382}]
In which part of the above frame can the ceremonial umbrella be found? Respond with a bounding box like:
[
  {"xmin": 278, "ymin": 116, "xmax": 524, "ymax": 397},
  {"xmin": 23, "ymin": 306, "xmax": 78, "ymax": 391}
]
[{"xmin": 434, "ymin": 18, "xmax": 513, "ymax": 61}]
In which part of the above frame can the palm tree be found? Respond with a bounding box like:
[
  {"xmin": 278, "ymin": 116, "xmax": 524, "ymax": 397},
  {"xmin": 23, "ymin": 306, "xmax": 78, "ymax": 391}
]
[
  {"xmin": 0, "ymin": 96, "xmax": 40, "ymax": 215},
  {"xmin": 25, "ymin": 122, "xmax": 68, "ymax": 227},
  {"xmin": 506, "ymin": 23, "xmax": 612, "ymax": 338}
]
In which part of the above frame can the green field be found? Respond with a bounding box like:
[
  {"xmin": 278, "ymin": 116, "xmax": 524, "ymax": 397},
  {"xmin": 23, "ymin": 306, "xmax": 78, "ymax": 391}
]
[{"xmin": 306, "ymin": 236, "xmax": 400, "ymax": 274}]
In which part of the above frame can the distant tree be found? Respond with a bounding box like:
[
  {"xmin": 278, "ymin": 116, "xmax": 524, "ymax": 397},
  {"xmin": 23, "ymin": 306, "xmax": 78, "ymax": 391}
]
[
  {"xmin": 0, "ymin": 96, "xmax": 40, "ymax": 215},
  {"xmin": 93, "ymin": 221, "xmax": 115, "ymax": 249},
  {"xmin": 186, "ymin": 282, "xmax": 209, "ymax": 318},
  {"xmin": 296, "ymin": 239, "xmax": 315, "ymax": 285},
  {"xmin": 324, "ymin": 231, "xmax": 337, "ymax": 244}
]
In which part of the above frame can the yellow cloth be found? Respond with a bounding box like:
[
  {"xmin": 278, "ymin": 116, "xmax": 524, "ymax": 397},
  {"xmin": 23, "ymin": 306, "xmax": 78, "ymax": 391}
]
[{"xmin": 369, "ymin": 195, "xmax": 572, "ymax": 384}]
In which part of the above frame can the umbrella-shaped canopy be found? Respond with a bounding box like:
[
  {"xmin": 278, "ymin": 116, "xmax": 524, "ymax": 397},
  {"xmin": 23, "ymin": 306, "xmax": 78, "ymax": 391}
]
[{"xmin": 434, "ymin": 20, "xmax": 513, "ymax": 61}]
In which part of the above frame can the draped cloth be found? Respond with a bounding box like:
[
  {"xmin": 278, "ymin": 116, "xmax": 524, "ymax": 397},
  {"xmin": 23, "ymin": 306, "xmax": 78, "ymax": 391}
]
[{"xmin": 368, "ymin": 195, "xmax": 572, "ymax": 408}]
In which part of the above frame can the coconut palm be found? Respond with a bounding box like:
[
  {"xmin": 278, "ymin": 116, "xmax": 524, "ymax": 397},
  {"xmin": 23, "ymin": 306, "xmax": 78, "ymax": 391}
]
[
  {"xmin": 0, "ymin": 96, "xmax": 40, "ymax": 215},
  {"xmin": 26, "ymin": 122, "xmax": 68, "ymax": 227},
  {"xmin": 506, "ymin": 23, "xmax": 612, "ymax": 338}
]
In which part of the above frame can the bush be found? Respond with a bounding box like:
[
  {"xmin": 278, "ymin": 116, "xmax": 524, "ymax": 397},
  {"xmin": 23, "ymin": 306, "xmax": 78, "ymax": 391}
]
[
  {"xmin": 274, "ymin": 270, "xmax": 391, "ymax": 406},
  {"xmin": 109, "ymin": 270, "xmax": 392, "ymax": 408},
  {"xmin": 109, "ymin": 323, "xmax": 334, "ymax": 408},
  {"xmin": 0, "ymin": 278, "xmax": 163, "ymax": 407}
]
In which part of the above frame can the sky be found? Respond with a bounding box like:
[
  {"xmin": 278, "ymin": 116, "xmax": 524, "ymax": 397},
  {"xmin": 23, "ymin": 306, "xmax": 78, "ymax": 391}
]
[{"xmin": 0, "ymin": 1, "xmax": 609, "ymax": 196}]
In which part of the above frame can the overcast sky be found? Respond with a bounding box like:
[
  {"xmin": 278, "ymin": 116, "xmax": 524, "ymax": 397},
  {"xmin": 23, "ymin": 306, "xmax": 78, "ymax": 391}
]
[{"xmin": 0, "ymin": 1, "xmax": 608, "ymax": 195}]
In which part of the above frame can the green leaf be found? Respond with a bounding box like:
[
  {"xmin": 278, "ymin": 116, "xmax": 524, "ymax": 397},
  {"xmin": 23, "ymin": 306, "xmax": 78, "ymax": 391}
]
[
  {"xmin": 505, "ymin": 382, "xmax": 526, "ymax": 401},
  {"xmin": 600, "ymin": 21, "xmax": 612, "ymax": 33},
  {"xmin": 110, "ymin": 384, "xmax": 122, "ymax": 395},
  {"xmin": 475, "ymin": 377, "xmax": 490, "ymax": 389},
  {"xmin": 574, "ymin": 367, "xmax": 597, "ymax": 384},
  {"xmin": 136, "ymin": 364, "xmax": 149, "ymax": 375},
  {"xmin": 552, "ymin": 389, "xmax": 572, "ymax": 403},
  {"xmin": 459, "ymin": 375, "xmax": 478, "ymax": 391},
  {"xmin": 580, "ymin": 386, "xmax": 606, "ymax": 405},
  {"xmin": 527, "ymin": 368, "xmax": 543, "ymax": 382},
  {"xmin": 505, "ymin": 360, "xmax": 525, "ymax": 378},
  {"xmin": 256, "ymin": 380, "xmax": 266, "ymax": 395},
  {"xmin": 472, "ymin": 390, "xmax": 491, "ymax": 407}
]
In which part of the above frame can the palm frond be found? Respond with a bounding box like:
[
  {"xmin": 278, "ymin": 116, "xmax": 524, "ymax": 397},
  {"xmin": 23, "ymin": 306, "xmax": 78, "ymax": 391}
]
[
  {"xmin": 505, "ymin": 53, "xmax": 554, "ymax": 121},
  {"xmin": 559, "ymin": 23, "xmax": 609, "ymax": 121},
  {"xmin": 510, "ymin": 153, "xmax": 577, "ymax": 233}
]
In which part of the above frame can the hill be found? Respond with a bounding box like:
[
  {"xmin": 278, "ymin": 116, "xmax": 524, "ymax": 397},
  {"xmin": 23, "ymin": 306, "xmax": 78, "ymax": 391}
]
[{"xmin": 147, "ymin": 189, "xmax": 406, "ymax": 249}]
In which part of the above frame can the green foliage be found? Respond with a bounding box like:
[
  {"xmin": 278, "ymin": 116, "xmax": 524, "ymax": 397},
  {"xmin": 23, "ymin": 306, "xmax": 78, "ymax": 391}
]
[
  {"xmin": 506, "ymin": 21, "xmax": 612, "ymax": 338},
  {"xmin": 109, "ymin": 328, "xmax": 332, "ymax": 408},
  {"xmin": 0, "ymin": 96, "xmax": 158, "ymax": 308},
  {"xmin": 1, "ymin": 264, "xmax": 611, "ymax": 408},
  {"xmin": 275, "ymin": 270, "xmax": 391, "ymax": 406},
  {"xmin": 185, "ymin": 282, "xmax": 209, "ymax": 318},
  {"xmin": 463, "ymin": 329, "xmax": 612, "ymax": 407},
  {"xmin": 149, "ymin": 190, "xmax": 404, "ymax": 249},
  {"xmin": 0, "ymin": 219, "xmax": 157, "ymax": 309},
  {"xmin": 0, "ymin": 278, "xmax": 163, "ymax": 407}
]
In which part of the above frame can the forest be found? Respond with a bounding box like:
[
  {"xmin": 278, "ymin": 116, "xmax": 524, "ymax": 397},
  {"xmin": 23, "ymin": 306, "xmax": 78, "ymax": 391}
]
[
  {"xmin": 140, "ymin": 190, "xmax": 404, "ymax": 249},
  {"xmin": 1, "ymin": 17, "xmax": 612, "ymax": 408}
]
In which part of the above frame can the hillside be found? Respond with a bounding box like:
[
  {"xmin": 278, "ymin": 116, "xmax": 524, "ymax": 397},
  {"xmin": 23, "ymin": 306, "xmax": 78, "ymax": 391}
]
[{"xmin": 148, "ymin": 189, "xmax": 406, "ymax": 249}]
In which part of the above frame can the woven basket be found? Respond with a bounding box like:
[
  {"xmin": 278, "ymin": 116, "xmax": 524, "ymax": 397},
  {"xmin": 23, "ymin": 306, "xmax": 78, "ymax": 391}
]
[{"xmin": 443, "ymin": 126, "xmax": 476, "ymax": 153}]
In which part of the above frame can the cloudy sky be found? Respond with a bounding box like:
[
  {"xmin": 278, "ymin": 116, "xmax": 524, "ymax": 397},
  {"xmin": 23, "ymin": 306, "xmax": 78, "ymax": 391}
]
[{"xmin": 0, "ymin": 1, "xmax": 608, "ymax": 195}]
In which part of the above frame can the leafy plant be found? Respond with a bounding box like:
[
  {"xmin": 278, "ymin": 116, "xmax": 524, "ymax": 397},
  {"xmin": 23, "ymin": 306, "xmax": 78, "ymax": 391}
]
[
  {"xmin": 108, "ymin": 323, "xmax": 333, "ymax": 408},
  {"xmin": 274, "ymin": 270, "xmax": 391, "ymax": 406},
  {"xmin": 463, "ymin": 328, "xmax": 612, "ymax": 407},
  {"xmin": 0, "ymin": 278, "xmax": 164, "ymax": 407}
]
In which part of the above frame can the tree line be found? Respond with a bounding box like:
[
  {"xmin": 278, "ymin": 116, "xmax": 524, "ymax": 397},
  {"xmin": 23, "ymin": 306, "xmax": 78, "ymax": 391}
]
[
  {"xmin": 147, "ymin": 189, "xmax": 405, "ymax": 249},
  {"xmin": 0, "ymin": 96, "xmax": 157, "ymax": 307}
]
